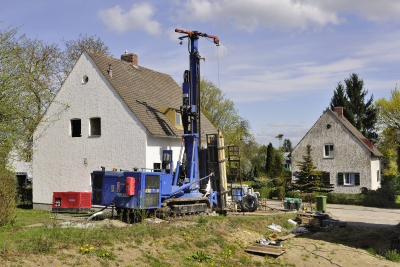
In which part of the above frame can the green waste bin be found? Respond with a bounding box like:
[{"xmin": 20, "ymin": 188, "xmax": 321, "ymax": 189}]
[{"xmin": 316, "ymin": 195, "xmax": 327, "ymax": 213}]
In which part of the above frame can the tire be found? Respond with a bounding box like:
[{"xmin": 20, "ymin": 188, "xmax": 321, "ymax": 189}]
[{"xmin": 241, "ymin": 194, "xmax": 258, "ymax": 212}]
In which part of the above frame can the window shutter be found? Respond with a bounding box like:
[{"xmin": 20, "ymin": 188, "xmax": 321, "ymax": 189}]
[
  {"xmin": 355, "ymin": 173, "xmax": 360, "ymax": 186},
  {"xmin": 321, "ymin": 172, "xmax": 330, "ymax": 184},
  {"xmin": 338, "ymin": 173, "xmax": 344, "ymax": 185}
]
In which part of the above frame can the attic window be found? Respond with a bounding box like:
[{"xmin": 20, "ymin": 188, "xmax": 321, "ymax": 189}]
[
  {"xmin": 71, "ymin": 119, "xmax": 81, "ymax": 137},
  {"xmin": 324, "ymin": 144, "xmax": 334, "ymax": 158},
  {"xmin": 82, "ymin": 75, "xmax": 89, "ymax": 84},
  {"xmin": 90, "ymin": 118, "xmax": 101, "ymax": 136}
]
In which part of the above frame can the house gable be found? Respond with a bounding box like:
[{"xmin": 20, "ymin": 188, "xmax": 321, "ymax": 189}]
[
  {"xmin": 291, "ymin": 108, "xmax": 382, "ymax": 193},
  {"xmin": 32, "ymin": 52, "xmax": 148, "ymax": 205}
]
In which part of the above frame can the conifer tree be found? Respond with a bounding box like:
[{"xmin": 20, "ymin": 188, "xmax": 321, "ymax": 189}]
[
  {"xmin": 330, "ymin": 73, "xmax": 377, "ymax": 141},
  {"xmin": 294, "ymin": 145, "xmax": 333, "ymax": 193}
]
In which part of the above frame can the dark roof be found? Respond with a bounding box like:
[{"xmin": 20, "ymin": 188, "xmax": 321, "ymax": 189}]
[
  {"xmin": 327, "ymin": 109, "xmax": 382, "ymax": 157},
  {"xmin": 86, "ymin": 51, "xmax": 217, "ymax": 137}
]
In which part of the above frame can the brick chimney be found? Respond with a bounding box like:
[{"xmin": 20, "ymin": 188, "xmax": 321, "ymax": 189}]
[
  {"xmin": 362, "ymin": 138, "xmax": 374, "ymax": 150},
  {"xmin": 334, "ymin": 107, "xmax": 343, "ymax": 118},
  {"xmin": 121, "ymin": 52, "xmax": 138, "ymax": 65}
]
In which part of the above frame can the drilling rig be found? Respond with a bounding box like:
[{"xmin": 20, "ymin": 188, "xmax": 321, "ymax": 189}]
[{"xmin": 91, "ymin": 29, "xmax": 229, "ymax": 219}]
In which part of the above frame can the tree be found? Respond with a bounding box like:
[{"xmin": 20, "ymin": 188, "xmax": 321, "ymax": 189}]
[
  {"xmin": 60, "ymin": 33, "xmax": 112, "ymax": 80},
  {"xmin": 330, "ymin": 73, "xmax": 378, "ymax": 141},
  {"xmin": 200, "ymin": 79, "xmax": 256, "ymax": 173},
  {"xmin": 3, "ymin": 30, "xmax": 112, "ymax": 162},
  {"xmin": 282, "ymin": 138, "xmax": 293, "ymax": 152},
  {"xmin": 0, "ymin": 23, "xmax": 26, "ymax": 164},
  {"xmin": 13, "ymin": 37, "xmax": 63, "ymax": 161},
  {"xmin": 249, "ymin": 144, "xmax": 268, "ymax": 178},
  {"xmin": 265, "ymin": 142, "xmax": 275, "ymax": 177},
  {"xmin": 294, "ymin": 145, "xmax": 333, "ymax": 193},
  {"xmin": 375, "ymin": 86, "xmax": 400, "ymax": 174}
]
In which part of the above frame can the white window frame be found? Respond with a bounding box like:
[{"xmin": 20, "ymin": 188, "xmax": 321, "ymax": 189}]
[
  {"xmin": 89, "ymin": 117, "xmax": 101, "ymax": 136},
  {"xmin": 344, "ymin": 173, "xmax": 354, "ymax": 185},
  {"xmin": 324, "ymin": 144, "xmax": 334, "ymax": 158}
]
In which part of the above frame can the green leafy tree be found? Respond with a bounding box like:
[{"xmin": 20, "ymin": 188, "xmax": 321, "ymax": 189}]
[
  {"xmin": 0, "ymin": 166, "xmax": 17, "ymax": 226},
  {"xmin": 250, "ymin": 144, "xmax": 268, "ymax": 178},
  {"xmin": 376, "ymin": 86, "xmax": 400, "ymax": 174},
  {"xmin": 0, "ymin": 23, "xmax": 26, "ymax": 164},
  {"xmin": 330, "ymin": 73, "xmax": 378, "ymax": 141},
  {"xmin": 265, "ymin": 142, "xmax": 275, "ymax": 177},
  {"xmin": 200, "ymin": 79, "xmax": 256, "ymax": 173},
  {"xmin": 282, "ymin": 138, "xmax": 293, "ymax": 152},
  {"xmin": 13, "ymin": 37, "xmax": 63, "ymax": 161},
  {"xmin": 294, "ymin": 145, "xmax": 333, "ymax": 193},
  {"xmin": 272, "ymin": 152, "xmax": 283, "ymax": 178}
]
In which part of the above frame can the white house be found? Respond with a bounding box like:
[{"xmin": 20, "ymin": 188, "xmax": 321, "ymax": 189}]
[
  {"xmin": 32, "ymin": 51, "xmax": 216, "ymax": 210},
  {"xmin": 291, "ymin": 107, "xmax": 382, "ymax": 194}
]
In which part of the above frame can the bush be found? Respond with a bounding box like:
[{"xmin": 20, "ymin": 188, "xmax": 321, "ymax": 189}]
[
  {"xmin": 0, "ymin": 166, "xmax": 17, "ymax": 227},
  {"xmin": 276, "ymin": 186, "xmax": 285, "ymax": 200},
  {"xmin": 255, "ymin": 188, "xmax": 272, "ymax": 199},
  {"xmin": 285, "ymin": 191, "xmax": 301, "ymax": 198},
  {"xmin": 376, "ymin": 184, "xmax": 396, "ymax": 202},
  {"xmin": 301, "ymin": 193, "xmax": 316, "ymax": 204},
  {"xmin": 381, "ymin": 174, "xmax": 400, "ymax": 194},
  {"xmin": 327, "ymin": 193, "xmax": 364, "ymax": 205},
  {"xmin": 17, "ymin": 185, "xmax": 33, "ymax": 206},
  {"xmin": 252, "ymin": 179, "xmax": 272, "ymax": 189}
]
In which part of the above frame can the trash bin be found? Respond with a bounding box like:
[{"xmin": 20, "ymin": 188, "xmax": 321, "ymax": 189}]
[
  {"xmin": 316, "ymin": 195, "xmax": 327, "ymax": 213},
  {"xmin": 284, "ymin": 198, "xmax": 293, "ymax": 209}
]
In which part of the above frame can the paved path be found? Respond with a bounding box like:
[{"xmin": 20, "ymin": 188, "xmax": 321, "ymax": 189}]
[{"xmin": 265, "ymin": 199, "xmax": 400, "ymax": 227}]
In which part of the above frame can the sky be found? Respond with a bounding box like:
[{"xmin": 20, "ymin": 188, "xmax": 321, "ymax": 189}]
[{"xmin": 1, "ymin": 0, "xmax": 399, "ymax": 148}]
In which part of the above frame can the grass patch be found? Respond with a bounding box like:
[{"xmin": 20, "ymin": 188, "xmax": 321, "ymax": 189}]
[{"xmin": 385, "ymin": 250, "xmax": 400, "ymax": 262}]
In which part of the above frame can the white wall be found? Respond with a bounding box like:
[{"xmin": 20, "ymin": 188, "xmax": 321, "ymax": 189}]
[
  {"xmin": 370, "ymin": 157, "xmax": 381, "ymax": 190},
  {"xmin": 33, "ymin": 52, "xmax": 148, "ymax": 205},
  {"xmin": 146, "ymin": 134, "xmax": 182, "ymax": 172}
]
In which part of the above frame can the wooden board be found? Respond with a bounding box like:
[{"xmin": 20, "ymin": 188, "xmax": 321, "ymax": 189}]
[{"xmin": 245, "ymin": 243, "xmax": 286, "ymax": 256}]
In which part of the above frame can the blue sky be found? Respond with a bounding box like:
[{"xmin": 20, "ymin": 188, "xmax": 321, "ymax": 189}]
[{"xmin": 1, "ymin": 0, "xmax": 399, "ymax": 147}]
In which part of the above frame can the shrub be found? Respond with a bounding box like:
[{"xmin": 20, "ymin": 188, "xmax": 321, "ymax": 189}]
[
  {"xmin": 276, "ymin": 186, "xmax": 285, "ymax": 200},
  {"xmin": 376, "ymin": 184, "xmax": 396, "ymax": 202},
  {"xmin": 17, "ymin": 185, "xmax": 33, "ymax": 206},
  {"xmin": 255, "ymin": 188, "xmax": 272, "ymax": 198},
  {"xmin": 327, "ymin": 193, "xmax": 364, "ymax": 205},
  {"xmin": 301, "ymin": 193, "xmax": 316, "ymax": 204},
  {"xmin": 385, "ymin": 250, "xmax": 400, "ymax": 263},
  {"xmin": 285, "ymin": 191, "xmax": 301, "ymax": 198},
  {"xmin": 0, "ymin": 166, "xmax": 17, "ymax": 226},
  {"xmin": 252, "ymin": 179, "xmax": 271, "ymax": 189}
]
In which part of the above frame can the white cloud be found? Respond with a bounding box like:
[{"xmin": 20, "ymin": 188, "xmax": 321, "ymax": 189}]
[
  {"xmin": 177, "ymin": 0, "xmax": 341, "ymax": 32},
  {"xmin": 175, "ymin": 0, "xmax": 400, "ymax": 33},
  {"xmin": 308, "ymin": 0, "xmax": 400, "ymax": 22},
  {"xmin": 98, "ymin": 3, "xmax": 161, "ymax": 35}
]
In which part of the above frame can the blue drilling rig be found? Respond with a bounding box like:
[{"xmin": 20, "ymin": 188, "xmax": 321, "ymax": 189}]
[{"xmin": 91, "ymin": 29, "xmax": 227, "ymax": 219}]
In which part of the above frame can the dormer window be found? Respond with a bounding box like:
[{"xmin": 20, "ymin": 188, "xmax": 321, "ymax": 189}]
[
  {"xmin": 324, "ymin": 144, "xmax": 334, "ymax": 158},
  {"xmin": 176, "ymin": 113, "xmax": 181, "ymax": 126}
]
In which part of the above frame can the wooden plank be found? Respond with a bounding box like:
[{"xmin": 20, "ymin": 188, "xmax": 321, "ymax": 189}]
[{"xmin": 245, "ymin": 244, "xmax": 286, "ymax": 256}]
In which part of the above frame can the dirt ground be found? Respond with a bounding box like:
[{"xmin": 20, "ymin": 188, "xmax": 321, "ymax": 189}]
[{"xmin": 4, "ymin": 216, "xmax": 400, "ymax": 267}]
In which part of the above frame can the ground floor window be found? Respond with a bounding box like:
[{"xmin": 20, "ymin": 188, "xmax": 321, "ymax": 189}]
[
  {"xmin": 153, "ymin": 163, "xmax": 161, "ymax": 172},
  {"xmin": 338, "ymin": 172, "xmax": 360, "ymax": 186}
]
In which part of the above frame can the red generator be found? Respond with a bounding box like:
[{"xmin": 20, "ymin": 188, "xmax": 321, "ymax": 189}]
[{"xmin": 52, "ymin": 192, "xmax": 92, "ymax": 213}]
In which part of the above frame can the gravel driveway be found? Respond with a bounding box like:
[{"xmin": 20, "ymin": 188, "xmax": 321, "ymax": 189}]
[{"xmin": 265, "ymin": 199, "xmax": 400, "ymax": 227}]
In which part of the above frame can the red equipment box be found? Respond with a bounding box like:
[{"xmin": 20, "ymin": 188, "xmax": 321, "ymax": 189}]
[{"xmin": 52, "ymin": 192, "xmax": 92, "ymax": 213}]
